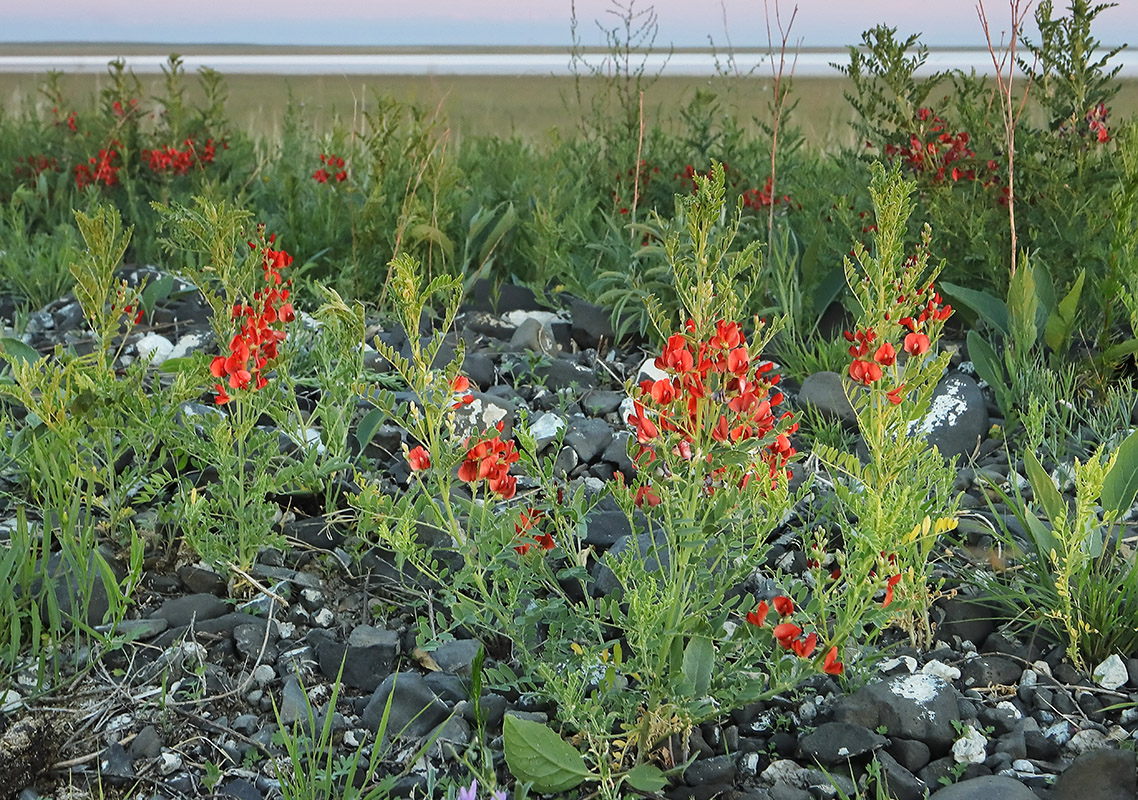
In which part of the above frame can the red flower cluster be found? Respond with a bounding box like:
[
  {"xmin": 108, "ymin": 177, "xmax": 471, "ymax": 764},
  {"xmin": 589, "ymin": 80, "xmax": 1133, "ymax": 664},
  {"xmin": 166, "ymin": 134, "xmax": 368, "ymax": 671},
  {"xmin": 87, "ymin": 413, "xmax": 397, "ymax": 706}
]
[
  {"xmin": 14, "ymin": 153, "xmax": 59, "ymax": 181},
  {"xmin": 143, "ymin": 138, "xmax": 217, "ymax": 175},
  {"xmin": 845, "ymin": 283, "xmax": 952, "ymax": 398},
  {"xmin": 612, "ymin": 158, "xmax": 660, "ymax": 215},
  {"xmin": 313, "ymin": 153, "xmax": 347, "ymax": 183},
  {"xmin": 112, "ymin": 98, "xmax": 139, "ymax": 117},
  {"xmin": 513, "ymin": 506, "xmax": 554, "ymax": 555},
  {"xmin": 740, "ymin": 176, "xmax": 792, "ymax": 211},
  {"xmin": 209, "ymin": 238, "xmax": 295, "ymax": 404},
  {"xmin": 74, "ymin": 147, "xmax": 121, "ymax": 189},
  {"xmin": 1085, "ymin": 103, "xmax": 1110, "ymax": 144},
  {"xmin": 630, "ymin": 319, "xmax": 798, "ymax": 488},
  {"xmin": 884, "ymin": 108, "xmax": 995, "ymax": 185},
  {"xmin": 457, "ymin": 421, "xmax": 519, "ymax": 500},
  {"xmin": 53, "ymin": 108, "xmax": 79, "ymax": 133},
  {"xmin": 746, "ymin": 594, "xmax": 843, "ymax": 675}
]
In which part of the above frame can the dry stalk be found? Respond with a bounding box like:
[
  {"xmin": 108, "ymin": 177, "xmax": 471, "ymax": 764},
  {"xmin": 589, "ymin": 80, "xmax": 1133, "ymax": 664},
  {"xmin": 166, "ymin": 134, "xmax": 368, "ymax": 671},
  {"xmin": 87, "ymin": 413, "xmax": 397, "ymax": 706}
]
[
  {"xmin": 977, "ymin": 0, "xmax": 1036, "ymax": 277},
  {"xmin": 764, "ymin": 0, "xmax": 800, "ymax": 265}
]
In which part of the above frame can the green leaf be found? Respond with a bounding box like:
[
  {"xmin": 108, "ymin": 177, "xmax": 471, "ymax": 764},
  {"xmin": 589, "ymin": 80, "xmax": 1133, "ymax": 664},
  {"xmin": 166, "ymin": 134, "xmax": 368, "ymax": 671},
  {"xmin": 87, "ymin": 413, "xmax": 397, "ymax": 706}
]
[
  {"xmin": 680, "ymin": 636, "xmax": 714, "ymax": 697},
  {"xmin": 966, "ymin": 330, "xmax": 1006, "ymax": 408},
  {"xmin": 624, "ymin": 764, "xmax": 668, "ymax": 793},
  {"xmin": 0, "ymin": 337, "xmax": 42, "ymax": 367},
  {"xmin": 355, "ymin": 407, "xmax": 388, "ymax": 453},
  {"xmin": 503, "ymin": 715, "xmax": 594, "ymax": 793},
  {"xmin": 1024, "ymin": 513, "xmax": 1059, "ymax": 560},
  {"xmin": 942, "ymin": 282, "xmax": 1008, "ymax": 336},
  {"xmin": 1025, "ymin": 450, "xmax": 1066, "ymax": 530},
  {"xmin": 1102, "ymin": 427, "xmax": 1138, "ymax": 519},
  {"xmin": 140, "ymin": 273, "xmax": 175, "ymax": 311},
  {"xmin": 156, "ymin": 356, "xmax": 199, "ymax": 374},
  {"xmin": 1007, "ymin": 259, "xmax": 1038, "ymax": 354},
  {"xmin": 1043, "ymin": 269, "xmax": 1084, "ymax": 353}
]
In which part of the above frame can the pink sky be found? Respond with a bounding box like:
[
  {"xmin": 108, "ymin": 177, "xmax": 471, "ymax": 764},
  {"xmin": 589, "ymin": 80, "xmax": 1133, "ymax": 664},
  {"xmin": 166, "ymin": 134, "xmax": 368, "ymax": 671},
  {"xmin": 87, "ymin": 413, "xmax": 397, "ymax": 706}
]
[{"xmin": 2, "ymin": 0, "xmax": 1133, "ymax": 47}]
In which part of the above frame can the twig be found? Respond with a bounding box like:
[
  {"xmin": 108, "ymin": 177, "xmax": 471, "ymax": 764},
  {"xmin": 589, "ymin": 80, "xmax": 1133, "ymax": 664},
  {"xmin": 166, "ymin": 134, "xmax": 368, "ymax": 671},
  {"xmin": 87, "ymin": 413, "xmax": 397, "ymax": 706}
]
[
  {"xmin": 764, "ymin": 0, "xmax": 800, "ymax": 265},
  {"xmin": 976, "ymin": 0, "xmax": 1036, "ymax": 277},
  {"xmin": 631, "ymin": 91, "xmax": 645, "ymax": 239}
]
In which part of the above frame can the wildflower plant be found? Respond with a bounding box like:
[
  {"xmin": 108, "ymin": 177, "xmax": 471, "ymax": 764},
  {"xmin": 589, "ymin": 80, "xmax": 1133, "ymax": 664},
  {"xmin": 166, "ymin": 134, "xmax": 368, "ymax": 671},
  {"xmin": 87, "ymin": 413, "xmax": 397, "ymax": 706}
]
[
  {"xmin": 155, "ymin": 199, "xmax": 300, "ymax": 579},
  {"xmin": 813, "ymin": 163, "xmax": 959, "ymax": 646}
]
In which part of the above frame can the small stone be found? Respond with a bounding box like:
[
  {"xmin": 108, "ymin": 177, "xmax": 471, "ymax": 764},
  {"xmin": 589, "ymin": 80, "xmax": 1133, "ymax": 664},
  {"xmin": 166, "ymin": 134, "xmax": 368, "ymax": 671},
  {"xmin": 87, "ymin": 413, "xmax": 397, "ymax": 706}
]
[
  {"xmin": 1093, "ymin": 654, "xmax": 1129, "ymax": 690},
  {"xmin": 923, "ymin": 660, "xmax": 961, "ymax": 681},
  {"xmin": 135, "ymin": 333, "xmax": 175, "ymax": 365},
  {"xmin": 157, "ymin": 752, "xmax": 182, "ymax": 776},
  {"xmin": 1067, "ymin": 728, "xmax": 1109, "ymax": 755},
  {"xmin": 952, "ymin": 724, "xmax": 988, "ymax": 764},
  {"xmin": 529, "ymin": 412, "xmax": 567, "ymax": 448}
]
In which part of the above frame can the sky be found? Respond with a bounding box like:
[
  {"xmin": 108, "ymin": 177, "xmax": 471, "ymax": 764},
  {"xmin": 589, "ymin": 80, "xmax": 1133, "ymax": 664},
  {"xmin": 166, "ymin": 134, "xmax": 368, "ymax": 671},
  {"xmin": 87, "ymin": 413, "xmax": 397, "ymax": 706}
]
[{"xmin": 1, "ymin": 0, "xmax": 1134, "ymax": 48}]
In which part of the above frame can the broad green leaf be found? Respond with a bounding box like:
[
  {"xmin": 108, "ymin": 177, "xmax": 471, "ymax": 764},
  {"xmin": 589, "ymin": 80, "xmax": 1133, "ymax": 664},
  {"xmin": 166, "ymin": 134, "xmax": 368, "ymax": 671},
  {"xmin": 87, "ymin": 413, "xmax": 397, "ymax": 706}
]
[
  {"xmin": 1025, "ymin": 450, "xmax": 1066, "ymax": 530},
  {"xmin": 942, "ymin": 282, "xmax": 1008, "ymax": 336},
  {"xmin": 503, "ymin": 714, "xmax": 594, "ymax": 793},
  {"xmin": 140, "ymin": 273, "xmax": 175, "ymax": 311},
  {"xmin": 680, "ymin": 636, "xmax": 714, "ymax": 697},
  {"xmin": 966, "ymin": 330, "xmax": 1005, "ymax": 400},
  {"xmin": 0, "ymin": 337, "xmax": 42, "ymax": 367},
  {"xmin": 1043, "ymin": 269, "xmax": 1084, "ymax": 353},
  {"xmin": 1024, "ymin": 513, "xmax": 1058, "ymax": 560},
  {"xmin": 624, "ymin": 764, "xmax": 668, "ymax": 793},
  {"xmin": 355, "ymin": 407, "xmax": 388, "ymax": 453},
  {"xmin": 1102, "ymin": 427, "xmax": 1138, "ymax": 519}
]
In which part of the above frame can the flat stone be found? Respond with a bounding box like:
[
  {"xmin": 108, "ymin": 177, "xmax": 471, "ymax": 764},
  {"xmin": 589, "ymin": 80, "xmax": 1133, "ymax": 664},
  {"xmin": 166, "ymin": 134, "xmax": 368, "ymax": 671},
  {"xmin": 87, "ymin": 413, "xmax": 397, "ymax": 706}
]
[
  {"xmin": 1052, "ymin": 747, "xmax": 1137, "ymax": 800},
  {"xmin": 563, "ymin": 416, "xmax": 613, "ymax": 464},
  {"xmin": 431, "ymin": 638, "xmax": 483, "ymax": 677},
  {"xmin": 927, "ymin": 775, "xmax": 1037, "ymax": 800},
  {"xmin": 834, "ymin": 674, "xmax": 961, "ymax": 752},
  {"xmin": 362, "ymin": 672, "xmax": 451, "ymax": 741},
  {"xmin": 797, "ymin": 371, "xmax": 857, "ymax": 427},
  {"xmin": 797, "ymin": 722, "xmax": 885, "ymax": 765},
  {"xmin": 149, "ymin": 593, "xmax": 229, "ymax": 628},
  {"xmin": 911, "ymin": 373, "xmax": 988, "ymax": 462},
  {"xmin": 959, "ymin": 655, "xmax": 1022, "ymax": 688}
]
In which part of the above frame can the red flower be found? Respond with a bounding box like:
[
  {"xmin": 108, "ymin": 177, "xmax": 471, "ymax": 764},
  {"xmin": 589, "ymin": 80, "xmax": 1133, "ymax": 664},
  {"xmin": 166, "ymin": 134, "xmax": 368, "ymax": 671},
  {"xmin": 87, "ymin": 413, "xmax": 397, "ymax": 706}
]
[
  {"xmin": 903, "ymin": 332, "xmax": 930, "ymax": 356},
  {"xmin": 886, "ymin": 384, "xmax": 906, "ymax": 405},
  {"xmin": 882, "ymin": 574, "xmax": 902, "ymax": 608},
  {"xmin": 746, "ymin": 601, "xmax": 770, "ymax": 627},
  {"xmin": 627, "ymin": 401, "xmax": 659, "ymax": 444},
  {"xmin": 634, "ymin": 484, "xmax": 662, "ymax": 508},
  {"xmin": 312, "ymin": 169, "xmax": 330, "ymax": 183},
  {"xmin": 822, "ymin": 646, "xmax": 844, "ymax": 675},
  {"xmin": 873, "ymin": 342, "xmax": 896, "ymax": 367},
  {"xmin": 773, "ymin": 623, "xmax": 802, "ymax": 649},
  {"xmin": 772, "ymin": 596, "xmax": 794, "ymax": 617},
  {"xmin": 407, "ymin": 445, "xmax": 431, "ymax": 472},
  {"xmin": 791, "ymin": 632, "xmax": 818, "ymax": 658},
  {"xmin": 849, "ymin": 359, "xmax": 883, "ymax": 384}
]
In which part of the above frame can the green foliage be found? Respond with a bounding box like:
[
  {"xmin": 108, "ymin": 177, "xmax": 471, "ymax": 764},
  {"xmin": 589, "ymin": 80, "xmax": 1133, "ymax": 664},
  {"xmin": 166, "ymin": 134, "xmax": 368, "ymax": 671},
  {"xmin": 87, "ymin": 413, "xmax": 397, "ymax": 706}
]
[{"xmin": 979, "ymin": 430, "xmax": 1138, "ymax": 667}]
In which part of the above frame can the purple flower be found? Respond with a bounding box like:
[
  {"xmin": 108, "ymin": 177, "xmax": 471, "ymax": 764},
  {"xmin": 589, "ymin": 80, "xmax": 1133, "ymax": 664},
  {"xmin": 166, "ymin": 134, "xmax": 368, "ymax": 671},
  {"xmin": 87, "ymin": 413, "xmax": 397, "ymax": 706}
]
[{"xmin": 457, "ymin": 782, "xmax": 478, "ymax": 800}]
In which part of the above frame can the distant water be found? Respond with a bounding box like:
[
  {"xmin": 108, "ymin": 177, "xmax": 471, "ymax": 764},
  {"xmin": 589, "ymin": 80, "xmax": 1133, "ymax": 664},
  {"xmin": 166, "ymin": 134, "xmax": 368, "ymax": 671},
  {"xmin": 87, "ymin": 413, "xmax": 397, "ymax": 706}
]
[{"xmin": 1, "ymin": 50, "xmax": 1136, "ymax": 77}]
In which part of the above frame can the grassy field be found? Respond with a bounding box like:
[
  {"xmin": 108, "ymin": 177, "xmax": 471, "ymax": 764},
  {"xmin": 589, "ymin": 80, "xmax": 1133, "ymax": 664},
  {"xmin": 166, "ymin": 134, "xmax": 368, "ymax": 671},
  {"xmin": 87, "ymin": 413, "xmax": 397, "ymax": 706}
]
[
  {"xmin": 5, "ymin": 46, "xmax": 1136, "ymax": 148},
  {"xmin": 9, "ymin": 71, "xmax": 1138, "ymax": 149}
]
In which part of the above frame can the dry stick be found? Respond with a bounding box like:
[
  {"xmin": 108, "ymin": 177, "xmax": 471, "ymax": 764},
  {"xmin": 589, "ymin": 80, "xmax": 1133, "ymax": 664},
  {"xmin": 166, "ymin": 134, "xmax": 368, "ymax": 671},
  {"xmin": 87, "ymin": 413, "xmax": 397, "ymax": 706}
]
[
  {"xmin": 763, "ymin": 0, "xmax": 800, "ymax": 266},
  {"xmin": 977, "ymin": 0, "xmax": 1036, "ymax": 277},
  {"xmin": 630, "ymin": 90, "xmax": 645, "ymax": 243}
]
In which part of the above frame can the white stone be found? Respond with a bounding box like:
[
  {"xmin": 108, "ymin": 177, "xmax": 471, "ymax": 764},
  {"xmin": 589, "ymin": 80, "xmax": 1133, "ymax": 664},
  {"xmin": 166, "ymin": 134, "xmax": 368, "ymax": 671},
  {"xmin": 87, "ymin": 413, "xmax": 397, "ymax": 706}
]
[
  {"xmin": 501, "ymin": 310, "xmax": 564, "ymax": 328},
  {"xmin": 761, "ymin": 759, "xmax": 810, "ymax": 788},
  {"xmin": 1032, "ymin": 660, "xmax": 1053, "ymax": 678},
  {"xmin": 952, "ymin": 724, "xmax": 988, "ymax": 764},
  {"xmin": 922, "ymin": 659, "xmax": 961, "ymax": 681},
  {"xmin": 157, "ymin": 752, "xmax": 182, "ymax": 775},
  {"xmin": 880, "ymin": 656, "xmax": 918, "ymax": 674},
  {"xmin": 1011, "ymin": 759, "xmax": 1035, "ymax": 773},
  {"xmin": 0, "ymin": 689, "xmax": 22, "ymax": 713},
  {"xmin": 1020, "ymin": 668, "xmax": 1038, "ymax": 688},
  {"xmin": 135, "ymin": 333, "xmax": 174, "ymax": 365},
  {"xmin": 528, "ymin": 412, "xmax": 566, "ymax": 445},
  {"xmin": 995, "ymin": 701, "xmax": 1022, "ymax": 720},
  {"xmin": 1067, "ymin": 728, "xmax": 1109, "ymax": 755},
  {"xmin": 169, "ymin": 332, "xmax": 206, "ymax": 360},
  {"xmin": 1093, "ymin": 653, "xmax": 1129, "ymax": 690},
  {"xmin": 313, "ymin": 607, "xmax": 335, "ymax": 628},
  {"xmin": 636, "ymin": 355, "xmax": 669, "ymax": 384}
]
